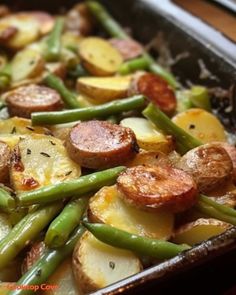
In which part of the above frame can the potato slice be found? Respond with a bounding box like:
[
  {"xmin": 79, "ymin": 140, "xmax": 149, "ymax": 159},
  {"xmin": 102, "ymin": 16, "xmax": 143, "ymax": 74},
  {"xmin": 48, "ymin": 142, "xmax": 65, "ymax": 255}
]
[
  {"xmin": 0, "ymin": 14, "xmax": 40, "ymax": 50},
  {"xmin": 89, "ymin": 185, "xmax": 174, "ymax": 240},
  {"xmin": 172, "ymin": 218, "xmax": 231, "ymax": 246},
  {"xmin": 120, "ymin": 117, "xmax": 173, "ymax": 153},
  {"xmin": 11, "ymin": 49, "xmax": 45, "ymax": 82},
  {"xmin": 172, "ymin": 108, "xmax": 227, "ymax": 143},
  {"xmin": 79, "ymin": 37, "xmax": 123, "ymax": 76},
  {"xmin": 45, "ymin": 63, "xmax": 67, "ymax": 79},
  {"xmin": 76, "ymin": 94, "xmax": 97, "ymax": 107},
  {"xmin": 77, "ymin": 76, "xmax": 131, "ymax": 102},
  {"xmin": 44, "ymin": 258, "xmax": 80, "ymax": 295},
  {"xmin": 10, "ymin": 134, "xmax": 81, "ymax": 193},
  {"xmin": 73, "ymin": 231, "xmax": 142, "ymax": 294},
  {"xmin": 62, "ymin": 32, "xmax": 83, "ymax": 52},
  {"xmin": 0, "ymin": 117, "xmax": 50, "ymax": 136}
]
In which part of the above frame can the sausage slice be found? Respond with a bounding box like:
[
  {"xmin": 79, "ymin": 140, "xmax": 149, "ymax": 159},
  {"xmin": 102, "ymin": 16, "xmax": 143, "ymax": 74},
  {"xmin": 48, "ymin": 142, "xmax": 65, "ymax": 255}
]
[
  {"xmin": 5, "ymin": 84, "xmax": 63, "ymax": 118},
  {"xmin": 109, "ymin": 38, "xmax": 143, "ymax": 61},
  {"xmin": 177, "ymin": 143, "xmax": 233, "ymax": 193},
  {"xmin": 117, "ymin": 165, "xmax": 197, "ymax": 213},
  {"xmin": 0, "ymin": 141, "xmax": 11, "ymax": 184},
  {"xmin": 129, "ymin": 72, "xmax": 177, "ymax": 115},
  {"xmin": 66, "ymin": 120, "xmax": 138, "ymax": 169}
]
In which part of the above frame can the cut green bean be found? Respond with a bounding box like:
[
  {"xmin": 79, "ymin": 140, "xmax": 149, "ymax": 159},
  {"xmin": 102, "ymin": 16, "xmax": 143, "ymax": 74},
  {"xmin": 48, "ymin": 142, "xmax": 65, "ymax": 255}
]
[
  {"xmin": 143, "ymin": 103, "xmax": 202, "ymax": 154},
  {"xmin": 118, "ymin": 56, "xmax": 150, "ymax": 75},
  {"xmin": 44, "ymin": 74, "xmax": 82, "ymax": 109},
  {"xmin": 200, "ymin": 195, "xmax": 236, "ymax": 218},
  {"xmin": 0, "ymin": 203, "xmax": 62, "ymax": 270},
  {"xmin": 45, "ymin": 197, "xmax": 88, "ymax": 248},
  {"xmin": 45, "ymin": 17, "xmax": 64, "ymax": 62},
  {"xmin": 32, "ymin": 95, "xmax": 145, "ymax": 125},
  {"xmin": 8, "ymin": 225, "xmax": 84, "ymax": 295},
  {"xmin": 0, "ymin": 187, "xmax": 15, "ymax": 210},
  {"xmin": 84, "ymin": 222, "xmax": 190, "ymax": 259},
  {"xmin": 196, "ymin": 201, "xmax": 236, "ymax": 226},
  {"xmin": 86, "ymin": 1, "xmax": 179, "ymax": 89},
  {"xmin": 18, "ymin": 166, "xmax": 125, "ymax": 206},
  {"xmin": 190, "ymin": 86, "xmax": 211, "ymax": 112}
]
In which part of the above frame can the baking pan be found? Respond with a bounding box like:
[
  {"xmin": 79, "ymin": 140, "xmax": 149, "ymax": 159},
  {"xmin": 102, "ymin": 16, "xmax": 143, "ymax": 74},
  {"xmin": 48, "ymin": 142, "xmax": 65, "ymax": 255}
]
[{"xmin": 3, "ymin": 0, "xmax": 236, "ymax": 294}]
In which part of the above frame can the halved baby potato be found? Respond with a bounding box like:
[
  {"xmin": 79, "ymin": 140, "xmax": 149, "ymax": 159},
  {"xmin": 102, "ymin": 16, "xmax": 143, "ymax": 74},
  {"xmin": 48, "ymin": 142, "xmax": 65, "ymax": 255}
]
[
  {"xmin": 79, "ymin": 37, "xmax": 123, "ymax": 76},
  {"xmin": 10, "ymin": 134, "xmax": 81, "ymax": 193},
  {"xmin": 73, "ymin": 231, "xmax": 142, "ymax": 294},
  {"xmin": 0, "ymin": 14, "xmax": 40, "ymax": 50},
  {"xmin": 120, "ymin": 117, "xmax": 173, "ymax": 153},
  {"xmin": 11, "ymin": 48, "xmax": 45, "ymax": 82},
  {"xmin": 77, "ymin": 76, "xmax": 131, "ymax": 103},
  {"xmin": 88, "ymin": 185, "xmax": 174, "ymax": 240},
  {"xmin": 172, "ymin": 218, "xmax": 231, "ymax": 246},
  {"xmin": 172, "ymin": 108, "xmax": 227, "ymax": 143}
]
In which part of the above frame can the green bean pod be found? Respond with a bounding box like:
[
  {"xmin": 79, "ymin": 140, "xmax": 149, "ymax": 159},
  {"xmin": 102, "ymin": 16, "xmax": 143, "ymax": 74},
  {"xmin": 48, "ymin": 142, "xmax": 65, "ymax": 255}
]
[
  {"xmin": 0, "ymin": 203, "xmax": 62, "ymax": 270},
  {"xmin": 118, "ymin": 56, "xmax": 150, "ymax": 75},
  {"xmin": 143, "ymin": 103, "xmax": 202, "ymax": 154},
  {"xmin": 83, "ymin": 222, "xmax": 190, "ymax": 259},
  {"xmin": 31, "ymin": 95, "xmax": 145, "ymax": 125},
  {"xmin": 18, "ymin": 166, "xmax": 125, "ymax": 206},
  {"xmin": 8, "ymin": 225, "xmax": 84, "ymax": 295},
  {"xmin": 0, "ymin": 187, "xmax": 15, "ymax": 210},
  {"xmin": 45, "ymin": 197, "xmax": 88, "ymax": 248}
]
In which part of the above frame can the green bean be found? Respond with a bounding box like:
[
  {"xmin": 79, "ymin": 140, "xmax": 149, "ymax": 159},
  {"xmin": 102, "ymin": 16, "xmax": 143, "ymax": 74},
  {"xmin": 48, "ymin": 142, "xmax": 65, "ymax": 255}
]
[
  {"xmin": 176, "ymin": 89, "xmax": 193, "ymax": 113},
  {"xmin": 45, "ymin": 197, "xmax": 88, "ymax": 248},
  {"xmin": 0, "ymin": 63, "xmax": 11, "ymax": 91},
  {"xmin": 31, "ymin": 95, "xmax": 145, "ymax": 125},
  {"xmin": 83, "ymin": 222, "xmax": 190, "ymax": 259},
  {"xmin": 86, "ymin": 1, "xmax": 179, "ymax": 89},
  {"xmin": 196, "ymin": 201, "xmax": 236, "ymax": 226},
  {"xmin": 199, "ymin": 195, "xmax": 236, "ymax": 218},
  {"xmin": 45, "ymin": 17, "xmax": 64, "ymax": 62},
  {"xmin": 0, "ymin": 187, "xmax": 15, "ymax": 210},
  {"xmin": 18, "ymin": 166, "xmax": 125, "ymax": 206},
  {"xmin": 44, "ymin": 74, "xmax": 82, "ymax": 109},
  {"xmin": 0, "ymin": 203, "xmax": 62, "ymax": 270},
  {"xmin": 118, "ymin": 56, "xmax": 150, "ymax": 75},
  {"xmin": 8, "ymin": 225, "xmax": 84, "ymax": 295},
  {"xmin": 190, "ymin": 86, "xmax": 211, "ymax": 112},
  {"xmin": 143, "ymin": 103, "xmax": 202, "ymax": 154}
]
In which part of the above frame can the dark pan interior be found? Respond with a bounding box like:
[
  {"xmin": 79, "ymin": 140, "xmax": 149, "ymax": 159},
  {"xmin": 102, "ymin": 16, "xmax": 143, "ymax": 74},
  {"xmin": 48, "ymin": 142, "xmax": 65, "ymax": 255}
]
[{"xmin": 2, "ymin": 0, "xmax": 236, "ymax": 294}]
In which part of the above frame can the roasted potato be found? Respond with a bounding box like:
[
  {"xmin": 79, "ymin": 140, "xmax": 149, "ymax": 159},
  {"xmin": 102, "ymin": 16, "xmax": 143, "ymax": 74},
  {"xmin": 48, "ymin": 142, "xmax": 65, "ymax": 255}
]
[
  {"xmin": 44, "ymin": 258, "xmax": 80, "ymax": 295},
  {"xmin": 61, "ymin": 32, "xmax": 83, "ymax": 52},
  {"xmin": 120, "ymin": 117, "xmax": 173, "ymax": 153},
  {"xmin": 77, "ymin": 76, "xmax": 131, "ymax": 103},
  {"xmin": 79, "ymin": 37, "xmax": 123, "ymax": 76},
  {"xmin": 11, "ymin": 49, "xmax": 45, "ymax": 82},
  {"xmin": 0, "ymin": 14, "xmax": 40, "ymax": 49},
  {"xmin": 172, "ymin": 218, "xmax": 231, "ymax": 246},
  {"xmin": 73, "ymin": 231, "xmax": 142, "ymax": 294},
  {"xmin": 88, "ymin": 185, "xmax": 174, "ymax": 240},
  {"xmin": 172, "ymin": 108, "xmax": 227, "ymax": 143},
  {"xmin": 10, "ymin": 134, "xmax": 81, "ymax": 193}
]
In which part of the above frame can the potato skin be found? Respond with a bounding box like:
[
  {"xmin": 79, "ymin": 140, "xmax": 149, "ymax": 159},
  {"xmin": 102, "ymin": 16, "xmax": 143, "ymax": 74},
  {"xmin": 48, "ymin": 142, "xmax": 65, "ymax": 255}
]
[
  {"xmin": 177, "ymin": 143, "xmax": 233, "ymax": 193},
  {"xmin": 66, "ymin": 120, "xmax": 138, "ymax": 169},
  {"xmin": 0, "ymin": 141, "xmax": 11, "ymax": 184},
  {"xmin": 117, "ymin": 165, "xmax": 198, "ymax": 213},
  {"xmin": 21, "ymin": 241, "xmax": 45, "ymax": 274}
]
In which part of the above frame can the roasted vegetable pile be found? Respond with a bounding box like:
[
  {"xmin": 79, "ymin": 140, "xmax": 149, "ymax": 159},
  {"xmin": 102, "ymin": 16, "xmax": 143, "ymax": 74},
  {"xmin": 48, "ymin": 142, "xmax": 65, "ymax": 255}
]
[{"xmin": 0, "ymin": 1, "xmax": 235, "ymax": 294}]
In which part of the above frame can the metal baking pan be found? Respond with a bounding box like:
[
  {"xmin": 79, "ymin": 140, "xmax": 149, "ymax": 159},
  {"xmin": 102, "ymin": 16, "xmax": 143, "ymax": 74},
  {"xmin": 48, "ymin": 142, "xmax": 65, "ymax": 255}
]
[{"xmin": 4, "ymin": 0, "xmax": 236, "ymax": 294}]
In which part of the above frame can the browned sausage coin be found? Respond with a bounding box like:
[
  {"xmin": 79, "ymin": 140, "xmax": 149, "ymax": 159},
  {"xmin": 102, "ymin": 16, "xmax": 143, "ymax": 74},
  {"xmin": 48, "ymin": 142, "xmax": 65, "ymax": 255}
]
[
  {"xmin": 177, "ymin": 143, "xmax": 233, "ymax": 193},
  {"xmin": 117, "ymin": 165, "xmax": 197, "ymax": 213},
  {"xmin": 109, "ymin": 38, "xmax": 143, "ymax": 61},
  {"xmin": 5, "ymin": 84, "xmax": 63, "ymax": 118},
  {"xmin": 66, "ymin": 120, "xmax": 138, "ymax": 169},
  {"xmin": 0, "ymin": 141, "xmax": 11, "ymax": 184}
]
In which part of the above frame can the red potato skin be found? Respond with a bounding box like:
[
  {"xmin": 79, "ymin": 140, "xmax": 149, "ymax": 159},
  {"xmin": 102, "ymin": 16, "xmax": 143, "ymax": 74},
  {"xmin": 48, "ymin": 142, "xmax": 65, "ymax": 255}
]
[
  {"xmin": 109, "ymin": 38, "xmax": 144, "ymax": 61},
  {"xmin": 21, "ymin": 242, "xmax": 46, "ymax": 274},
  {"xmin": 177, "ymin": 143, "xmax": 233, "ymax": 193},
  {"xmin": 0, "ymin": 141, "xmax": 11, "ymax": 184},
  {"xmin": 117, "ymin": 165, "xmax": 198, "ymax": 213},
  {"xmin": 5, "ymin": 84, "xmax": 63, "ymax": 118},
  {"xmin": 0, "ymin": 26, "xmax": 18, "ymax": 43},
  {"xmin": 130, "ymin": 72, "xmax": 177, "ymax": 115},
  {"xmin": 66, "ymin": 120, "xmax": 139, "ymax": 169}
]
